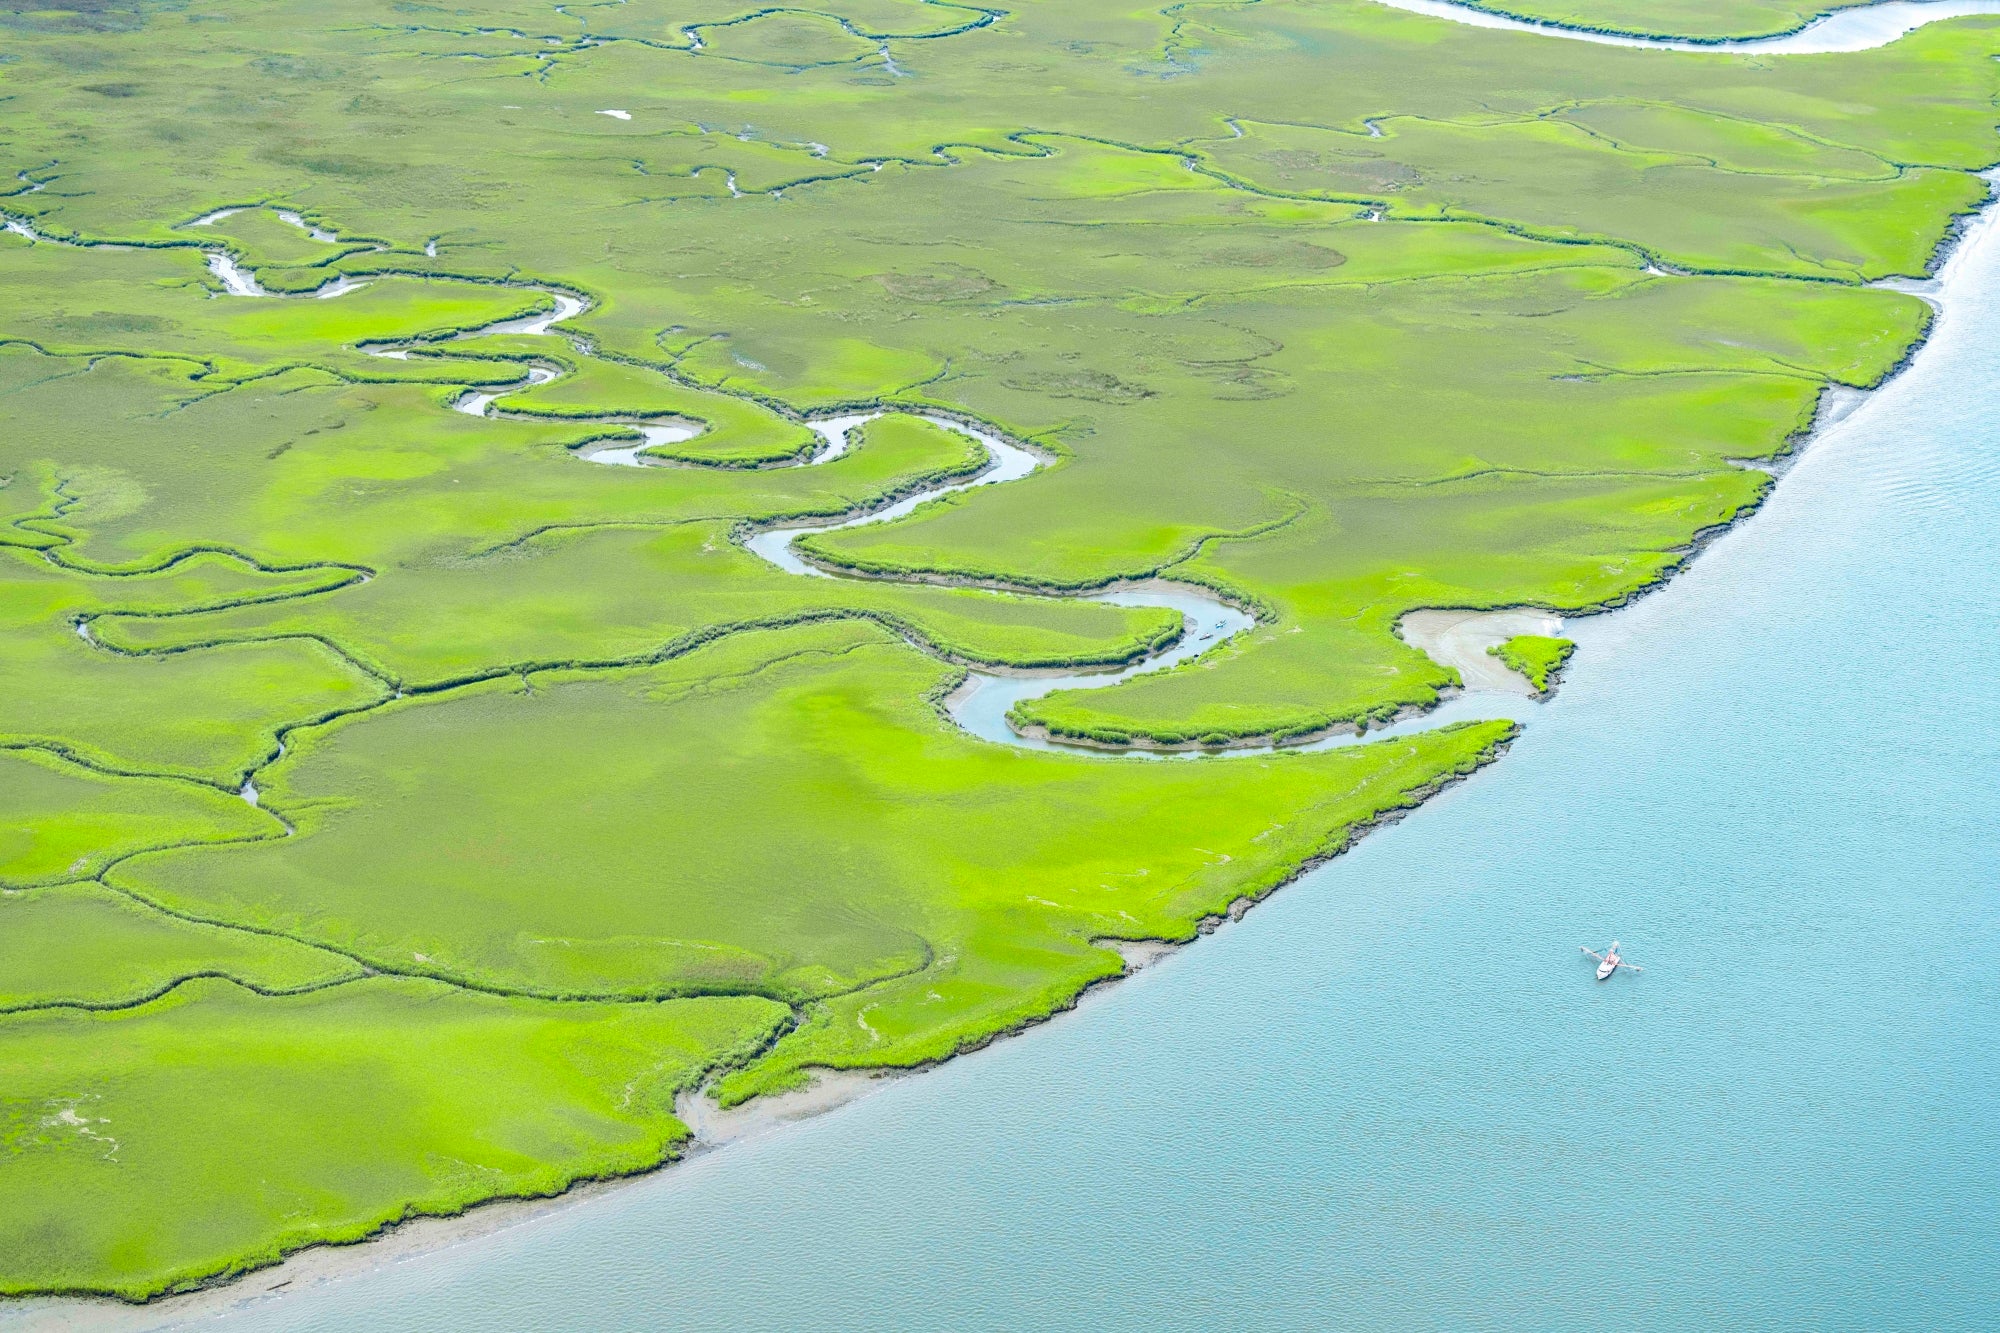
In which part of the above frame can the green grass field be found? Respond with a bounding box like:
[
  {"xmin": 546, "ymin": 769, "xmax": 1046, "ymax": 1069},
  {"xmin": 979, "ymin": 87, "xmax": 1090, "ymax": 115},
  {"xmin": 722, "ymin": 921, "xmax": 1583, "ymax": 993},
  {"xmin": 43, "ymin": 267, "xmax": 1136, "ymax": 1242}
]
[{"xmin": 3, "ymin": 0, "xmax": 1995, "ymax": 1298}]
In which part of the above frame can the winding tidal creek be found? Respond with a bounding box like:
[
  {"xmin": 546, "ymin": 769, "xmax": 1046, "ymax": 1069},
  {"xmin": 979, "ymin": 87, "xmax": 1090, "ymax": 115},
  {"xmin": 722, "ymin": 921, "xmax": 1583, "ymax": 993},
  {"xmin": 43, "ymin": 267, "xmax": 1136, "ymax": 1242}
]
[{"xmin": 423, "ymin": 290, "xmax": 1528, "ymax": 756}]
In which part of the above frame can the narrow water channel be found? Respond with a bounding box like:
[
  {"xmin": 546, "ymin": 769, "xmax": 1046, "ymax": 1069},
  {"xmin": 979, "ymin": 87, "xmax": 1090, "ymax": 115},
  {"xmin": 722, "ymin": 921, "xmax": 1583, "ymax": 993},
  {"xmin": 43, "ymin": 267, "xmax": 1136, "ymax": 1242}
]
[
  {"xmin": 69, "ymin": 76, "xmax": 2000, "ymax": 1333},
  {"xmin": 420, "ymin": 308, "xmax": 1379, "ymax": 756}
]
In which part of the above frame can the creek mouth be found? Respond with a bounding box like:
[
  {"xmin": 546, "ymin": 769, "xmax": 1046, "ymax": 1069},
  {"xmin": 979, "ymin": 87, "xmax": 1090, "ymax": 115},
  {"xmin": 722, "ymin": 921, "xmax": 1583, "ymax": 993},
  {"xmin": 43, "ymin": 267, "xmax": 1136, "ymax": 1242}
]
[
  {"xmin": 735, "ymin": 411, "xmax": 1550, "ymax": 755},
  {"xmin": 395, "ymin": 283, "xmax": 1532, "ymax": 754}
]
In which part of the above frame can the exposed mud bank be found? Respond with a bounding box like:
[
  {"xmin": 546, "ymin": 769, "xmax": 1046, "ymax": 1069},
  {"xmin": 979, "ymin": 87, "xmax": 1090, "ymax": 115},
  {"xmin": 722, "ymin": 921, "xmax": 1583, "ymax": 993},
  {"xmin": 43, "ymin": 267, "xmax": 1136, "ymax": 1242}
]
[{"xmin": 1399, "ymin": 609, "xmax": 1562, "ymax": 696}]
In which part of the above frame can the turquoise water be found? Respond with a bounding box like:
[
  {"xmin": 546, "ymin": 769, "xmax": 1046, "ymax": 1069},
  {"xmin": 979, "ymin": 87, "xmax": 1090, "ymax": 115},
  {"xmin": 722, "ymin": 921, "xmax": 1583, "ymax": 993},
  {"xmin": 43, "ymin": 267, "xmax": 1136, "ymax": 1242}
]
[{"xmin": 123, "ymin": 207, "xmax": 2000, "ymax": 1333}]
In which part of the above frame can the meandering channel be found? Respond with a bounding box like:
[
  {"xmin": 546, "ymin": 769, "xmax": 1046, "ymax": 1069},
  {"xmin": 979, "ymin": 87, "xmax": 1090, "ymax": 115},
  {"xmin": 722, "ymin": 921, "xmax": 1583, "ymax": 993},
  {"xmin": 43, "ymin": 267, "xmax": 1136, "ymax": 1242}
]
[
  {"xmin": 0, "ymin": 205, "xmax": 1366, "ymax": 761},
  {"xmin": 2, "ymin": 205, "xmax": 372, "ymax": 298},
  {"xmin": 363, "ymin": 270, "xmax": 1479, "ymax": 756},
  {"xmin": 413, "ymin": 295, "xmax": 1537, "ymax": 755}
]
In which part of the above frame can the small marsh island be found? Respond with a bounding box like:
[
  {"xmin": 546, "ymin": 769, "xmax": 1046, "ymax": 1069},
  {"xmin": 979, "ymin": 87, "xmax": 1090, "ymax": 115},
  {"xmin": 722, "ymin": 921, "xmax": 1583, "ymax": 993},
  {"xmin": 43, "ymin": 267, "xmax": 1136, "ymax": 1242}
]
[{"xmin": 2, "ymin": 0, "xmax": 1996, "ymax": 1305}]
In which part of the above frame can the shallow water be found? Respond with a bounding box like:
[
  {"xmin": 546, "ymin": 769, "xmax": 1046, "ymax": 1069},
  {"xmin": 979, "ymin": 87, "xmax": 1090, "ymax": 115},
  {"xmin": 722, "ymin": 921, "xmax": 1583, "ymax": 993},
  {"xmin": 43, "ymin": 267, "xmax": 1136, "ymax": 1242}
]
[
  {"xmin": 1369, "ymin": 0, "xmax": 2000, "ymax": 49},
  {"xmin": 67, "ymin": 85, "xmax": 2000, "ymax": 1333},
  {"xmin": 948, "ymin": 587, "xmax": 1258, "ymax": 751},
  {"xmin": 274, "ymin": 212, "xmax": 338, "ymax": 244},
  {"xmin": 741, "ymin": 415, "xmax": 1041, "ymax": 578},
  {"xmin": 572, "ymin": 423, "xmax": 703, "ymax": 466},
  {"xmin": 203, "ymin": 245, "xmax": 365, "ymax": 300}
]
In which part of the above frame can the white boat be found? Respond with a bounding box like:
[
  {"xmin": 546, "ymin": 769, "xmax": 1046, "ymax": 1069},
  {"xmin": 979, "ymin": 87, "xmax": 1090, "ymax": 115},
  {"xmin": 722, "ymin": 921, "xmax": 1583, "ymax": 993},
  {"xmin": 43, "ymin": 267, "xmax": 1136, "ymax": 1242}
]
[{"xmin": 1581, "ymin": 940, "xmax": 1642, "ymax": 980}]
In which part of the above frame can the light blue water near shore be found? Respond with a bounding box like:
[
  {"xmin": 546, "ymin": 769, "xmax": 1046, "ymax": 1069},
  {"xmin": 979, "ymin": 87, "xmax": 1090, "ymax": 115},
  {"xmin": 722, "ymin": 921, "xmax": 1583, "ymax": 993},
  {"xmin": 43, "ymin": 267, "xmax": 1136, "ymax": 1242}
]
[{"xmin": 124, "ymin": 204, "xmax": 2000, "ymax": 1333}]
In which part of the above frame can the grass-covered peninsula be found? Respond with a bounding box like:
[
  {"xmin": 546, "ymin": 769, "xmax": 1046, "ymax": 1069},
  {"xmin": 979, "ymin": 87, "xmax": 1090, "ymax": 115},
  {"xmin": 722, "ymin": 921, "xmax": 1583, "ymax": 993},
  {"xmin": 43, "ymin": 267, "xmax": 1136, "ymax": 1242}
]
[
  {"xmin": 3, "ymin": 0, "xmax": 1997, "ymax": 1301},
  {"xmin": 1493, "ymin": 634, "xmax": 1578, "ymax": 694}
]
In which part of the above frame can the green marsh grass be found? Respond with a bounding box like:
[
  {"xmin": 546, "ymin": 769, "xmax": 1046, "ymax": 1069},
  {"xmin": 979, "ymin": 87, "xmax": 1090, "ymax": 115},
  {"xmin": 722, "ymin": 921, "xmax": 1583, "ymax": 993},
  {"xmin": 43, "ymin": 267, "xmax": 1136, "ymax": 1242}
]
[
  {"xmin": 0, "ymin": 979, "xmax": 784, "ymax": 1300},
  {"xmin": 2, "ymin": 0, "xmax": 1997, "ymax": 1295},
  {"xmin": 1491, "ymin": 634, "xmax": 1579, "ymax": 693}
]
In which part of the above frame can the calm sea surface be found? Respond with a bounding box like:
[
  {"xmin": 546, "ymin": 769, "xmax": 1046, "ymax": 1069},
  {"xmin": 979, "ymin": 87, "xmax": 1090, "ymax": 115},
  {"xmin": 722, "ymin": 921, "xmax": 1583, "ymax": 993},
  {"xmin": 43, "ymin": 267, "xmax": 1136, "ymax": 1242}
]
[{"xmin": 89, "ymin": 214, "xmax": 2000, "ymax": 1333}]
